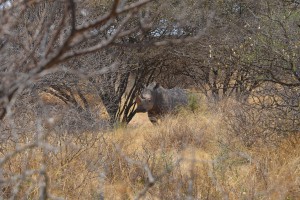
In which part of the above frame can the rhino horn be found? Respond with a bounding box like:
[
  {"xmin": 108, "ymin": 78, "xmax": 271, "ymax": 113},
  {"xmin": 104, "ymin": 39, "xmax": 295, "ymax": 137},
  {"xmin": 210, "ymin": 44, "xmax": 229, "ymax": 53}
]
[{"xmin": 136, "ymin": 95, "xmax": 142, "ymax": 105}]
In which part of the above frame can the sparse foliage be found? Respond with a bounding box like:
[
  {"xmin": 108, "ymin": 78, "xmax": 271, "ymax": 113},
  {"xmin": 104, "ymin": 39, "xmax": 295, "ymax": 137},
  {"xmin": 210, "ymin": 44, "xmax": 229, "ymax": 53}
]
[{"xmin": 1, "ymin": 0, "xmax": 300, "ymax": 199}]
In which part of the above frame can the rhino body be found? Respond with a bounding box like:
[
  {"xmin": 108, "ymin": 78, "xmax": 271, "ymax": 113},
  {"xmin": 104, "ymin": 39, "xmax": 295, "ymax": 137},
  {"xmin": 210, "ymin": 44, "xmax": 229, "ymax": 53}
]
[{"xmin": 136, "ymin": 82, "xmax": 188, "ymax": 124}]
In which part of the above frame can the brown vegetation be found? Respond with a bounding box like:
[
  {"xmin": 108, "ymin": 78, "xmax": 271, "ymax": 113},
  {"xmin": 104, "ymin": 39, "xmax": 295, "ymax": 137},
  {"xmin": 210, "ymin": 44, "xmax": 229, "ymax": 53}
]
[
  {"xmin": 1, "ymin": 0, "xmax": 300, "ymax": 199},
  {"xmin": 1, "ymin": 99, "xmax": 299, "ymax": 199}
]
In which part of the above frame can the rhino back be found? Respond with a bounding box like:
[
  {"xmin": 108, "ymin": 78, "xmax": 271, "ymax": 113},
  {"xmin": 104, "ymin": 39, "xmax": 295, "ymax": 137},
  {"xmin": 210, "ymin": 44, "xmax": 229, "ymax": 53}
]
[
  {"xmin": 167, "ymin": 88, "xmax": 188, "ymax": 109},
  {"xmin": 150, "ymin": 87, "xmax": 188, "ymax": 115}
]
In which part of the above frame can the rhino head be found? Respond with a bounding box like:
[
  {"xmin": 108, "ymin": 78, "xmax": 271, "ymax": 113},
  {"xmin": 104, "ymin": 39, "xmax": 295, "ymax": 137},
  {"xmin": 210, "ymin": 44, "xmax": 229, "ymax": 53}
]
[{"xmin": 135, "ymin": 82, "xmax": 160, "ymax": 112}]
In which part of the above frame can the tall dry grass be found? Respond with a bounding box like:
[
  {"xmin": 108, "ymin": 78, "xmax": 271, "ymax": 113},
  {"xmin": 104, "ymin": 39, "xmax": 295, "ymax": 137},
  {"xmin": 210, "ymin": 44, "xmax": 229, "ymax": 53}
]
[{"xmin": 1, "ymin": 100, "xmax": 299, "ymax": 199}]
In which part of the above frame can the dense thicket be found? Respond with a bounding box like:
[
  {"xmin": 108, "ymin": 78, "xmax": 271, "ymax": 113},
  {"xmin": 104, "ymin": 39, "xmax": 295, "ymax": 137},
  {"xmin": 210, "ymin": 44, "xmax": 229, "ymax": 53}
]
[
  {"xmin": 0, "ymin": 0, "xmax": 299, "ymax": 131},
  {"xmin": 1, "ymin": 0, "xmax": 300, "ymax": 199}
]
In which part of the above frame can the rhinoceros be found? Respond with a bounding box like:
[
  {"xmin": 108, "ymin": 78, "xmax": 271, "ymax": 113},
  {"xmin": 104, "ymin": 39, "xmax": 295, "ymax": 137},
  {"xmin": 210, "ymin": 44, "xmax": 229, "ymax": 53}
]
[{"xmin": 135, "ymin": 82, "xmax": 188, "ymax": 124}]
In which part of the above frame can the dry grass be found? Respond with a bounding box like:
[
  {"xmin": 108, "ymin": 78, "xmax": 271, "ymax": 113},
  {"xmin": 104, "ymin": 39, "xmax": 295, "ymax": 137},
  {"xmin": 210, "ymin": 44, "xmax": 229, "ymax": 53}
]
[{"xmin": 1, "ymin": 103, "xmax": 300, "ymax": 199}]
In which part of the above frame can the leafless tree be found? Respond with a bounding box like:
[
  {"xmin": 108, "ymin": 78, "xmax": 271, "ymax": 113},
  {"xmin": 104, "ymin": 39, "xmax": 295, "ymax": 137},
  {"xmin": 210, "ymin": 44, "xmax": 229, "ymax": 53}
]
[
  {"xmin": 0, "ymin": 0, "xmax": 217, "ymax": 198},
  {"xmin": 2, "ymin": 0, "xmax": 300, "ymax": 199},
  {"xmin": 0, "ymin": 0, "xmax": 155, "ymax": 121}
]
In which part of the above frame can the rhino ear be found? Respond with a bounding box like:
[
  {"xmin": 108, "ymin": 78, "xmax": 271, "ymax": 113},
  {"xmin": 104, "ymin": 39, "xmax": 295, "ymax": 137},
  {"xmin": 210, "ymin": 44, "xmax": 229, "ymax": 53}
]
[{"xmin": 154, "ymin": 82, "xmax": 160, "ymax": 89}]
